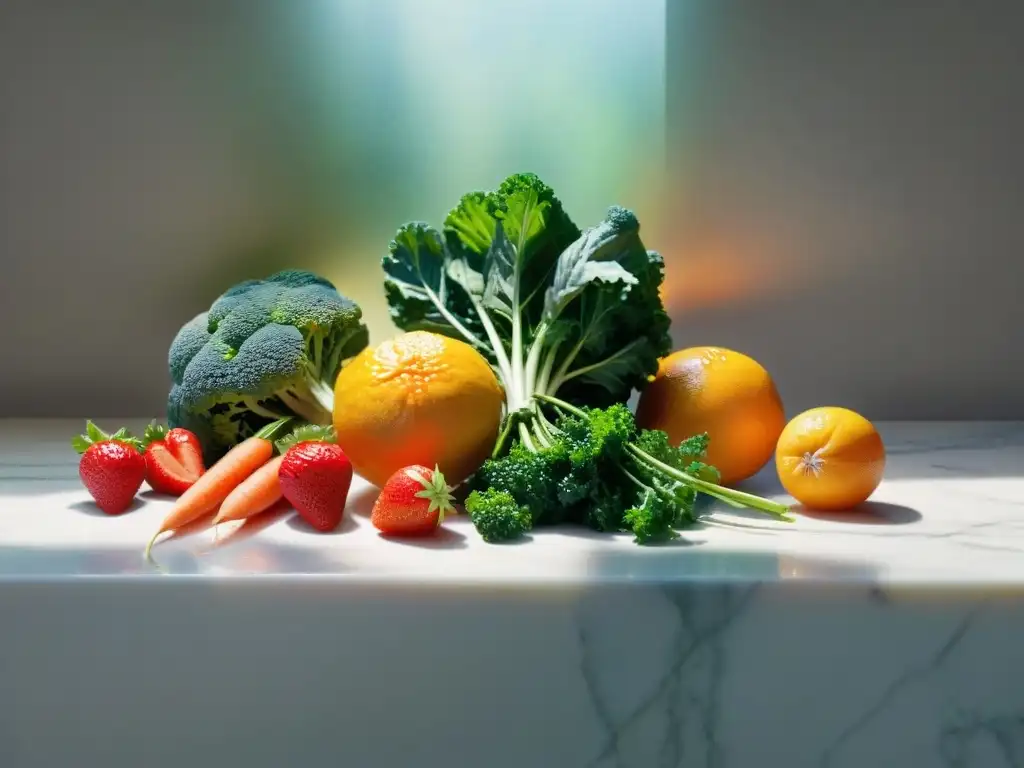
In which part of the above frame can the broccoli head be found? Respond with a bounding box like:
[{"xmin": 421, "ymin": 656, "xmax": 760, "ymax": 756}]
[
  {"xmin": 167, "ymin": 270, "xmax": 369, "ymax": 461},
  {"xmin": 464, "ymin": 489, "xmax": 533, "ymax": 543}
]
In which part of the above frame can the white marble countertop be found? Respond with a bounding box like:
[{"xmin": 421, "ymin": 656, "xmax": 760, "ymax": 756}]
[
  {"xmin": 1, "ymin": 418, "xmax": 1022, "ymax": 585},
  {"xmin": 3, "ymin": 420, "xmax": 1024, "ymax": 768}
]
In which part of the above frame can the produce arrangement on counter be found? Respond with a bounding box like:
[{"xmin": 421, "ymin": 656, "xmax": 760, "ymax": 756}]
[{"xmin": 70, "ymin": 173, "xmax": 888, "ymax": 558}]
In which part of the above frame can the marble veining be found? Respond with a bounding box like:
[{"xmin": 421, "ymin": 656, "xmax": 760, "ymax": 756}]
[
  {"xmin": 578, "ymin": 585, "xmax": 754, "ymax": 768},
  {"xmin": 561, "ymin": 585, "xmax": 1024, "ymax": 768},
  {"xmin": 815, "ymin": 608, "xmax": 978, "ymax": 767},
  {"xmin": 2, "ymin": 420, "xmax": 1024, "ymax": 767}
]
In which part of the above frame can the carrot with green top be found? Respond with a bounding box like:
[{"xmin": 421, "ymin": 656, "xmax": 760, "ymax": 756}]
[{"xmin": 144, "ymin": 418, "xmax": 293, "ymax": 560}]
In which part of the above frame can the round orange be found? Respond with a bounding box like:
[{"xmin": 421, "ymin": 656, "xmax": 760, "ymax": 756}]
[
  {"xmin": 332, "ymin": 331, "xmax": 504, "ymax": 488},
  {"xmin": 775, "ymin": 406, "xmax": 886, "ymax": 510},
  {"xmin": 635, "ymin": 346, "xmax": 786, "ymax": 485}
]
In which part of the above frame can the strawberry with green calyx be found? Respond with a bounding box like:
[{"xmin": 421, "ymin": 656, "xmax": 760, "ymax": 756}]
[
  {"xmin": 141, "ymin": 421, "xmax": 206, "ymax": 496},
  {"xmin": 274, "ymin": 424, "xmax": 337, "ymax": 455},
  {"xmin": 71, "ymin": 421, "xmax": 146, "ymax": 515},
  {"xmin": 277, "ymin": 425, "xmax": 353, "ymax": 532},
  {"xmin": 371, "ymin": 464, "xmax": 455, "ymax": 537}
]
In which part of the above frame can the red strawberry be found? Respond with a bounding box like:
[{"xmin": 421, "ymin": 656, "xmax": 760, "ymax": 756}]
[
  {"xmin": 371, "ymin": 464, "xmax": 454, "ymax": 537},
  {"xmin": 141, "ymin": 422, "xmax": 205, "ymax": 496},
  {"xmin": 278, "ymin": 427, "xmax": 353, "ymax": 532},
  {"xmin": 162, "ymin": 425, "xmax": 205, "ymax": 477},
  {"xmin": 71, "ymin": 421, "xmax": 146, "ymax": 515}
]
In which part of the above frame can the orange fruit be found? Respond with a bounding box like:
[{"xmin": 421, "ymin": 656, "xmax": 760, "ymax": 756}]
[
  {"xmin": 332, "ymin": 331, "xmax": 504, "ymax": 488},
  {"xmin": 635, "ymin": 346, "xmax": 786, "ymax": 485},
  {"xmin": 775, "ymin": 406, "xmax": 886, "ymax": 510}
]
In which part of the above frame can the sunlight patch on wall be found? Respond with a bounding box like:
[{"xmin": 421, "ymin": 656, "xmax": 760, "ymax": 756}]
[{"xmin": 300, "ymin": 0, "xmax": 667, "ymax": 342}]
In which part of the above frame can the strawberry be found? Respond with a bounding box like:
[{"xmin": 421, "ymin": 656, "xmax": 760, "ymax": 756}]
[
  {"xmin": 141, "ymin": 421, "xmax": 205, "ymax": 496},
  {"xmin": 277, "ymin": 426, "xmax": 353, "ymax": 532},
  {"xmin": 371, "ymin": 464, "xmax": 454, "ymax": 537},
  {"xmin": 71, "ymin": 421, "xmax": 146, "ymax": 515}
]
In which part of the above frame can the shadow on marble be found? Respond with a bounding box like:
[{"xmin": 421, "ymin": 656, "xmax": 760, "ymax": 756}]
[
  {"xmin": 286, "ymin": 508, "xmax": 361, "ymax": 536},
  {"xmin": 376, "ymin": 526, "xmax": 469, "ymax": 550},
  {"xmin": 547, "ymin": 524, "xmax": 708, "ymax": 547},
  {"xmin": 346, "ymin": 485, "xmax": 378, "ymax": 517},
  {"xmin": 445, "ymin": 527, "xmax": 536, "ymax": 546},
  {"xmin": 796, "ymin": 501, "xmax": 923, "ymax": 526},
  {"xmin": 698, "ymin": 517, "xmax": 781, "ymax": 536},
  {"xmin": 69, "ymin": 496, "xmax": 148, "ymax": 517},
  {"xmin": 696, "ymin": 496, "xmax": 784, "ymax": 524},
  {"xmin": 159, "ymin": 511, "xmax": 218, "ymax": 545},
  {"xmin": 203, "ymin": 502, "xmax": 295, "ymax": 552}
]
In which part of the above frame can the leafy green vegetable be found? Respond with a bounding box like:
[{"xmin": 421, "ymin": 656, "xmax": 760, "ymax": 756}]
[
  {"xmin": 464, "ymin": 489, "xmax": 533, "ymax": 543},
  {"xmin": 383, "ymin": 173, "xmax": 789, "ymax": 544},
  {"xmin": 465, "ymin": 398, "xmax": 793, "ymax": 544},
  {"xmin": 383, "ymin": 173, "xmax": 672, "ymax": 448},
  {"xmin": 167, "ymin": 270, "xmax": 369, "ymax": 462}
]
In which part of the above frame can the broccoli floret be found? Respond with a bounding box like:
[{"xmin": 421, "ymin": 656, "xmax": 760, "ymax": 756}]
[
  {"xmin": 167, "ymin": 270, "xmax": 369, "ymax": 461},
  {"xmin": 464, "ymin": 489, "xmax": 533, "ymax": 543}
]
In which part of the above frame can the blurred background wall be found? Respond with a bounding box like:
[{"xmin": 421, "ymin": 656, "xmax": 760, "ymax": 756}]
[{"xmin": 0, "ymin": 0, "xmax": 1021, "ymax": 420}]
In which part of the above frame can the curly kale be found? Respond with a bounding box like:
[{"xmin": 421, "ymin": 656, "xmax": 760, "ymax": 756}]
[
  {"xmin": 465, "ymin": 400, "xmax": 792, "ymax": 544},
  {"xmin": 380, "ymin": 172, "xmax": 789, "ymax": 545},
  {"xmin": 382, "ymin": 172, "xmax": 672, "ymax": 444},
  {"xmin": 464, "ymin": 489, "xmax": 533, "ymax": 543}
]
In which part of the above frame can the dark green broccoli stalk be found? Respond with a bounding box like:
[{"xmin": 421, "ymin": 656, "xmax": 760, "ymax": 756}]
[
  {"xmin": 465, "ymin": 397, "xmax": 792, "ymax": 544},
  {"xmin": 167, "ymin": 270, "xmax": 369, "ymax": 462}
]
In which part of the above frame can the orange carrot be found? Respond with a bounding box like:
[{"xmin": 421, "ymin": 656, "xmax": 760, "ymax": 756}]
[
  {"xmin": 202, "ymin": 498, "xmax": 293, "ymax": 554},
  {"xmin": 144, "ymin": 418, "xmax": 292, "ymax": 560},
  {"xmin": 212, "ymin": 454, "xmax": 285, "ymax": 526}
]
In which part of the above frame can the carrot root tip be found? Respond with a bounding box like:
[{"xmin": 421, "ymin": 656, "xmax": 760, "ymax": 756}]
[{"xmin": 143, "ymin": 530, "xmax": 164, "ymax": 563}]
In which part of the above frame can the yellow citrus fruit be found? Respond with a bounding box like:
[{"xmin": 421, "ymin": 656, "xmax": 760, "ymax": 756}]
[
  {"xmin": 635, "ymin": 346, "xmax": 786, "ymax": 485},
  {"xmin": 775, "ymin": 406, "xmax": 886, "ymax": 510},
  {"xmin": 332, "ymin": 331, "xmax": 504, "ymax": 488}
]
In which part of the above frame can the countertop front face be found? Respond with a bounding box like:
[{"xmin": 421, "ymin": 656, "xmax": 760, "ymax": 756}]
[
  {"xmin": 3, "ymin": 419, "xmax": 1024, "ymax": 768},
  {"xmin": 1, "ymin": 419, "xmax": 1022, "ymax": 585}
]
